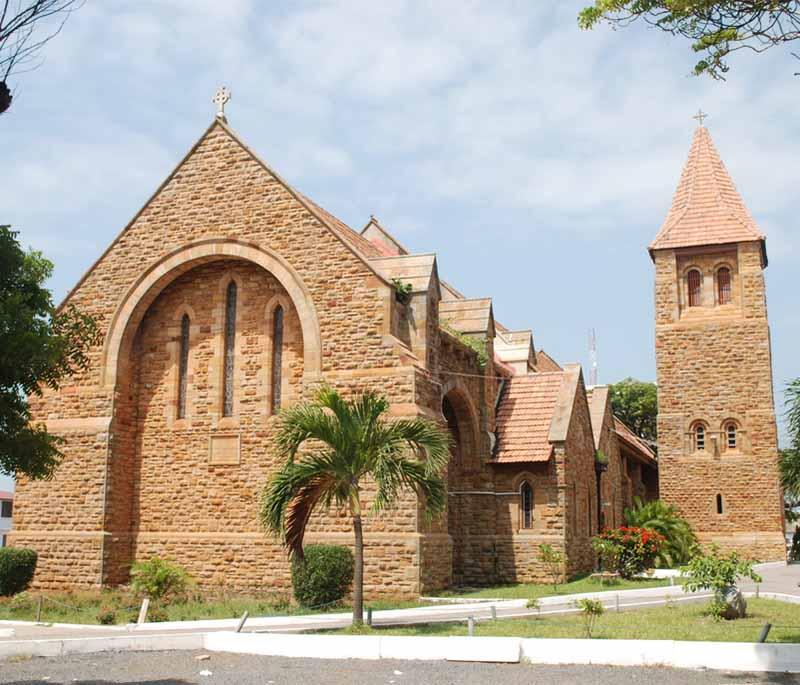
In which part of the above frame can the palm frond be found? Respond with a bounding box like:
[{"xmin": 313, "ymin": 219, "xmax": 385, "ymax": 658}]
[
  {"xmin": 259, "ymin": 453, "xmax": 345, "ymax": 559},
  {"xmin": 274, "ymin": 401, "xmax": 343, "ymax": 460}
]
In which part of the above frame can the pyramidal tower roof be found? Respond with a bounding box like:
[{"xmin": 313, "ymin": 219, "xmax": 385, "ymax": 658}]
[{"xmin": 649, "ymin": 125, "xmax": 766, "ymax": 264}]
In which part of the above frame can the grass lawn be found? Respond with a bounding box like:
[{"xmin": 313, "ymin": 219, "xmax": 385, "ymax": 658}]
[
  {"xmin": 344, "ymin": 599, "xmax": 800, "ymax": 643},
  {"xmin": 0, "ymin": 590, "xmax": 428, "ymax": 626},
  {"xmin": 436, "ymin": 573, "xmax": 676, "ymax": 600}
]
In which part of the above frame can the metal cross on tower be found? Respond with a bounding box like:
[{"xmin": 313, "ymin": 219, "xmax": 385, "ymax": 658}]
[
  {"xmin": 213, "ymin": 86, "xmax": 231, "ymax": 119},
  {"xmin": 693, "ymin": 109, "xmax": 708, "ymax": 126}
]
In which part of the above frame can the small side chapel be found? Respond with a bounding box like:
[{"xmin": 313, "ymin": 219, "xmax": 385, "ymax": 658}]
[{"xmin": 10, "ymin": 98, "xmax": 656, "ymax": 596}]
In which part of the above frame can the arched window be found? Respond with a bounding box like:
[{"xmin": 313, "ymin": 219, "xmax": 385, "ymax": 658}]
[
  {"xmin": 717, "ymin": 267, "xmax": 732, "ymax": 305},
  {"xmin": 693, "ymin": 423, "xmax": 706, "ymax": 452},
  {"xmin": 271, "ymin": 305, "xmax": 284, "ymax": 413},
  {"xmin": 177, "ymin": 313, "xmax": 190, "ymax": 419},
  {"xmin": 724, "ymin": 422, "xmax": 737, "ymax": 451},
  {"xmin": 716, "ymin": 493, "xmax": 724, "ymax": 515},
  {"xmin": 687, "ymin": 269, "xmax": 702, "ymax": 307},
  {"xmin": 222, "ymin": 281, "xmax": 237, "ymax": 417},
  {"xmin": 520, "ymin": 481, "xmax": 533, "ymax": 529}
]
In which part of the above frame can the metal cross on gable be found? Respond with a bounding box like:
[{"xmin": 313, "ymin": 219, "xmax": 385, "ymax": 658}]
[
  {"xmin": 693, "ymin": 109, "xmax": 708, "ymax": 126},
  {"xmin": 213, "ymin": 86, "xmax": 231, "ymax": 119}
]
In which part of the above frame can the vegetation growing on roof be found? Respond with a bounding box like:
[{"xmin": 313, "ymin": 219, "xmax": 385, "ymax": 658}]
[
  {"xmin": 391, "ymin": 278, "xmax": 413, "ymax": 305},
  {"xmin": 442, "ymin": 324, "xmax": 489, "ymax": 369}
]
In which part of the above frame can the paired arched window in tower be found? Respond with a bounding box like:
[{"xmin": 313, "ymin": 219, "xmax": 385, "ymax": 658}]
[
  {"xmin": 271, "ymin": 305, "xmax": 284, "ymax": 413},
  {"xmin": 687, "ymin": 269, "xmax": 702, "ymax": 307},
  {"xmin": 177, "ymin": 314, "xmax": 190, "ymax": 420},
  {"xmin": 717, "ymin": 267, "xmax": 732, "ymax": 305},
  {"xmin": 520, "ymin": 481, "xmax": 533, "ymax": 529},
  {"xmin": 222, "ymin": 281, "xmax": 238, "ymax": 417}
]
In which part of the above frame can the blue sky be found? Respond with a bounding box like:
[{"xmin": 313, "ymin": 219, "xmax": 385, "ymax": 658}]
[{"xmin": 2, "ymin": 1, "xmax": 798, "ymax": 490}]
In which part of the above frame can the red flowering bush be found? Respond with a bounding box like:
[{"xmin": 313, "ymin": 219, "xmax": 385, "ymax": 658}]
[{"xmin": 592, "ymin": 526, "xmax": 665, "ymax": 579}]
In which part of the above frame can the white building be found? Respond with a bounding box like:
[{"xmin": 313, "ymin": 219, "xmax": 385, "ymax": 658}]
[{"xmin": 0, "ymin": 491, "xmax": 13, "ymax": 547}]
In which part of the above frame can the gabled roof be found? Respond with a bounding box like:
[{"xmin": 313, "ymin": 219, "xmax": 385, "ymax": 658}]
[
  {"xmin": 649, "ymin": 126, "xmax": 766, "ymax": 265},
  {"xmin": 493, "ymin": 372, "xmax": 565, "ymax": 463},
  {"xmin": 535, "ymin": 349, "xmax": 562, "ymax": 372},
  {"xmin": 360, "ymin": 216, "xmax": 410, "ymax": 257},
  {"xmin": 369, "ymin": 254, "xmax": 440, "ymax": 297},
  {"xmin": 439, "ymin": 298, "xmax": 494, "ymax": 337},
  {"xmin": 614, "ymin": 418, "xmax": 657, "ymax": 466},
  {"xmin": 586, "ymin": 385, "xmax": 610, "ymax": 449},
  {"xmin": 58, "ymin": 118, "xmax": 393, "ymax": 308},
  {"xmin": 495, "ymin": 329, "xmax": 536, "ymax": 374}
]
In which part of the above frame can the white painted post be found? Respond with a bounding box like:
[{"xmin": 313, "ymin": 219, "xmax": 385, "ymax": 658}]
[
  {"xmin": 615, "ymin": 594, "xmax": 620, "ymax": 613},
  {"xmin": 137, "ymin": 598, "xmax": 150, "ymax": 625},
  {"xmin": 490, "ymin": 605, "xmax": 497, "ymax": 620},
  {"xmin": 468, "ymin": 616, "xmax": 475, "ymax": 636},
  {"xmin": 236, "ymin": 611, "xmax": 249, "ymax": 633}
]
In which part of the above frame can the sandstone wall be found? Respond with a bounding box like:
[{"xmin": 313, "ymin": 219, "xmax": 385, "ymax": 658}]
[{"xmin": 654, "ymin": 241, "xmax": 785, "ymax": 560}]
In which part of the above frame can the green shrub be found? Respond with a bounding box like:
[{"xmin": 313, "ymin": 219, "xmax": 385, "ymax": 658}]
[
  {"xmin": 682, "ymin": 547, "xmax": 761, "ymax": 619},
  {"xmin": 574, "ymin": 598, "xmax": 604, "ymax": 638},
  {"xmin": 0, "ymin": 548, "xmax": 38, "ymax": 596},
  {"xmin": 537, "ymin": 544, "xmax": 564, "ymax": 590},
  {"xmin": 96, "ymin": 605, "xmax": 117, "ymax": 625},
  {"xmin": 291, "ymin": 545, "xmax": 353, "ymax": 609},
  {"xmin": 624, "ymin": 497, "xmax": 698, "ymax": 567},
  {"xmin": 591, "ymin": 527, "xmax": 664, "ymax": 579},
  {"xmin": 130, "ymin": 557, "xmax": 191, "ymax": 603}
]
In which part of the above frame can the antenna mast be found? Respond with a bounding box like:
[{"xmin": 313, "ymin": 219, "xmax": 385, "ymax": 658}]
[{"xmin": 588, "ymin": 328, "xmax": 598, "ymax": 386}]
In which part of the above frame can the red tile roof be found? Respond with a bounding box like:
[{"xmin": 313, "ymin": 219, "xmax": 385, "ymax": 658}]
[
  {"xmin": 650, "ymin": 126, "xmax": 765, "ymax": 259},
  {"xmin": 535, "ymin": 349, "xmax": 562, "ymax": 372},
  {"xmin": 492, "ymin": 372, "xmax": 564, "ymax": 463},
  {"xmin": 298, "ymin": 193, "xmax": 384, "ymax": 258},
  {"xmin": 614, "ymin": 418, "xmax": 656, "ymax": 466},
  {"xmin": 0, "ymin": 490, "xmax": 13, "ymax": 501}
]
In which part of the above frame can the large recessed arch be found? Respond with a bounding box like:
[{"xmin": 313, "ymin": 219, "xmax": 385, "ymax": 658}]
[{"xmin": 101, "ymin": 237, "xmax": 322, "ymax": 389}]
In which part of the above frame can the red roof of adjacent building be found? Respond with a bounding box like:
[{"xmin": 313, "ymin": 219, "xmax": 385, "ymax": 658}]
[
  {"xmin": 493, "ymin": 372, "xmax": 564, "ymax": 463},
  {"xmin": 0, "ymin": 491, "xmax": 13, "ymax": 501},
  {"xmin": 614, "ymin": 418, "xmax": 656, "ymax": 466},
  {"xmin": 536, "ymin": 349, "xmax": 562, "ymax": 372},
  {"xmin": 649, "ymin": 126, "xmax": 766, "ymax": 263}
]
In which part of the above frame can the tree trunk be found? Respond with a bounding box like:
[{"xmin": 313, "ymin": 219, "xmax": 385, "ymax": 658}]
[{"xmin": 352, "ymin": 512, "xmax": 364, "ymax": 625}]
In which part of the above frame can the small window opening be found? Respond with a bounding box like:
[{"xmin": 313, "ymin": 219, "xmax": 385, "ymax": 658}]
[
  {"xmin": 717, "ymin": 267, "xmax": 732, "ymax": 305},
  {"xmin": 177, "ymin": 314, "xmax": 190, "ymax": 420},
  {"xmin": 520, "ymin": 482, "xmax": 533, "ymax": 529},
  {"xmin": 716, "ymin": 493, "xmax": 724, "ymax": 515},
  {"xmin": 694, "ymin": 424, "xmax": 706, "ymax": 451},
  {"xmin": 688, "ymin": 269, "xmax": 702, "ymax": 307},
  {"xmin": 222, "ymin": 281, "xmax": 237, "ymax": 417},
  {"xmin": 725, "ymin": 423, "xmax": 737, "ymax": 450}
]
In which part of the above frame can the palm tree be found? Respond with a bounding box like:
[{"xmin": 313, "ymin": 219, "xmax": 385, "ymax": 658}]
[{"xmin": 260, "ymin": 387, "xmax": 451, "ymax": 624}]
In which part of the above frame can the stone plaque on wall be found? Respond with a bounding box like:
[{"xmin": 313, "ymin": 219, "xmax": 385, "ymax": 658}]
[{"xmin": 209, "ymin": 434, "xmax": 240, "ymax": 465}]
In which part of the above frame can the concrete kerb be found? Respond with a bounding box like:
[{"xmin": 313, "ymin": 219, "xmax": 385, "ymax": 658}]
[{"xmin": 1, "ymin": 626, "xmax": 799, "ymax": 672}]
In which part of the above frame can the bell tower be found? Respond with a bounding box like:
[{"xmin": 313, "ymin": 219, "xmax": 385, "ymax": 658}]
[{"xmin": 651, "ymin": 121, "xmax": 785, "ymax": 560}]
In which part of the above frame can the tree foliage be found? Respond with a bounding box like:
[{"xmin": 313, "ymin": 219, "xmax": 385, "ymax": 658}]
[
  {"xmin": 0, "ymin": 225, "xmax": 100, "ymax": 479},
  {"xmin": 782, "ymin": 379, "xmax": 800, "ymax": 518},
  {"xmin": 1, "ymin": 0, "xmax": 82, "ymax": 114},
  {"xmin": 260, "ymin": 387, "xmax": 451, "ymax": 624},
  {"xmin": 609, "ymin": 377, "xmax": 658, "ymax": 447},
  {"xmin": 579, "ymin": 1, "xmax": 800, "ymax": 79}
]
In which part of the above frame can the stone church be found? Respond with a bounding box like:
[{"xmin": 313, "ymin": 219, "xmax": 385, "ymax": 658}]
[{"xmin": 9, "ymin": 107, "xmax": 780, "ymax": 596}]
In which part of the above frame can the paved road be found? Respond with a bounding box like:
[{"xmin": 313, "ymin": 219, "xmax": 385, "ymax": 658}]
[{"xmin": 1, "ymin": 651, "xmax": 799, "ymax": 685}]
